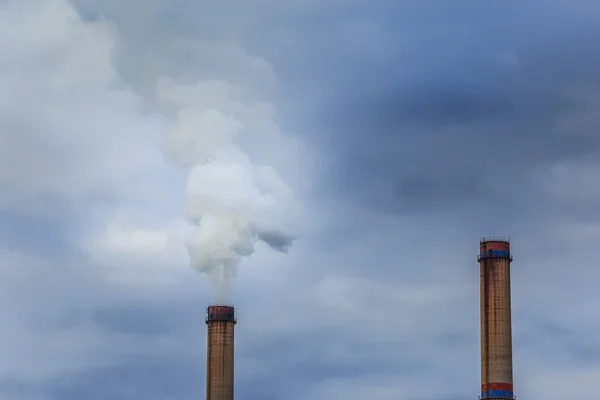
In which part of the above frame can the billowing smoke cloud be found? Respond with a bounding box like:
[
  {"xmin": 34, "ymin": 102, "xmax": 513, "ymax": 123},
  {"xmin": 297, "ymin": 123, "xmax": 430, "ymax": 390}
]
[{"xmin": 160, "ymin": 78, "xmax": 298, "ymax": 302}]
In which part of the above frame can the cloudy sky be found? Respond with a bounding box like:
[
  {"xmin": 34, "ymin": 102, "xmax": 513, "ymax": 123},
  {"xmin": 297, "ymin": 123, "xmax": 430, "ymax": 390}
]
[{"xmin": 2, "ymin": 0, "xmax": 600, "ymax": 399}]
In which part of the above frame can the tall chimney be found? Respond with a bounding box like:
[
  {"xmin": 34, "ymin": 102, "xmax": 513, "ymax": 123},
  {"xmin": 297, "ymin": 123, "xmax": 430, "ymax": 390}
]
[
  {"xmin": 206, "ymin": 304, "xmax": 236, "ymax": 400},
  {"xmin": 478, "ymin": 238, "xmax": 515, "ymax": 400}
]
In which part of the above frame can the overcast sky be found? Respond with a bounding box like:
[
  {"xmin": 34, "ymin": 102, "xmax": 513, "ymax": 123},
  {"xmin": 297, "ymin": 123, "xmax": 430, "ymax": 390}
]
[{"xmin": 1, "ymin": 0, "xmax": 600, "ymax": 399}]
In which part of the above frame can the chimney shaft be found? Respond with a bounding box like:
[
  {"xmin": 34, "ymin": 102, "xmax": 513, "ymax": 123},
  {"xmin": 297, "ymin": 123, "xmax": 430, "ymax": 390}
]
[
  {"xmin": 478, "ymin": 238, "xmax": 515, "ymax": 400},
  {"xmin": 206, "ymin": 305, "xmax": 236, "ymax": 400}
]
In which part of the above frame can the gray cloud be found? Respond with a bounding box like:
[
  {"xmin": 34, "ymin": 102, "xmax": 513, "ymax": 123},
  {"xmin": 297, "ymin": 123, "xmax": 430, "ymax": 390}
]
[
  {"xmin": 2, "ymin": 0, "xmax": 600, "ymax": 399},
  {"xmin": 227, "ymin": 0, "xmax": 600, "ymax": 217},
  {"xmin": 255, "ymin": 229, "xmax": 297, "ymax": 253}
]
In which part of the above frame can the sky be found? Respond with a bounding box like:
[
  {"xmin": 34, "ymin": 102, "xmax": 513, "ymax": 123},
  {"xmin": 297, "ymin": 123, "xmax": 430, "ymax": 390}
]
[{"xmin": 1, "ymin": 0, "xmax": 600, "ymax": 399}]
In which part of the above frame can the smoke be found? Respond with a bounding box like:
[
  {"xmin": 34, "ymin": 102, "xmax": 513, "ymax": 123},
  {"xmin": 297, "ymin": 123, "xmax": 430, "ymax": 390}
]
[{"xmin": 160, "ymin": 79, "xmax": 298, "ymax": 302}]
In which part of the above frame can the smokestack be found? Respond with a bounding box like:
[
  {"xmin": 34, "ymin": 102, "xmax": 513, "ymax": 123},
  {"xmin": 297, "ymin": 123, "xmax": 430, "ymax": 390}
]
[
  {"xmin": 206, "ymin": 304, "xmax": 236, "ymax": 400},
  {"xmin": 478, "ymin": 238, "xmax": 515, "ymax": 400}
]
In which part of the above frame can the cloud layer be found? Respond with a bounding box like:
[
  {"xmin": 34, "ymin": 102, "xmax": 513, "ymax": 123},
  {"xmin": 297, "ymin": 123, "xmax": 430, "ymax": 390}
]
[{"xmin": 1, "ymin": 0, "xmax": 600, "ymax": 399}]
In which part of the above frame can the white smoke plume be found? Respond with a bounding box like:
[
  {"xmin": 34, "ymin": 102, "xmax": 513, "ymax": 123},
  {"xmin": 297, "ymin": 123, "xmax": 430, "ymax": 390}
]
[{"xmin": 159, "ymin": 78, "xmax": 298, "ymax": 302}]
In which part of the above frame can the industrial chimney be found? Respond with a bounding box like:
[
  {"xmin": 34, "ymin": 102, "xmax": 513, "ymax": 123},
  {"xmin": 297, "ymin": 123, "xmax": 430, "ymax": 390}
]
[
  {"xmin": 478, "ymin": 238, "xmax": 515, "ymax": 400},
  {"xmin": 205, "ymin": 304, "xmax": 236, "ymax": 400}
]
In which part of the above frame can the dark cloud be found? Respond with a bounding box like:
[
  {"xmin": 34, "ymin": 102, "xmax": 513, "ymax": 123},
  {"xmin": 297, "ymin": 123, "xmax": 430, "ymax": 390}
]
[
  {"xmin": 314, "ymin": 42, "xmax": 600, "ymax": 214},
  {"xmin": 3, "ymin": 1, "xmax": 600, "ymax": 400},
  {"xmin": 256, "ymin": 229, "xmax": 297, "ymax": 253},
  {"xmin": 221, "ymin": 1, "xmax": 600, "ymax": 216}
]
